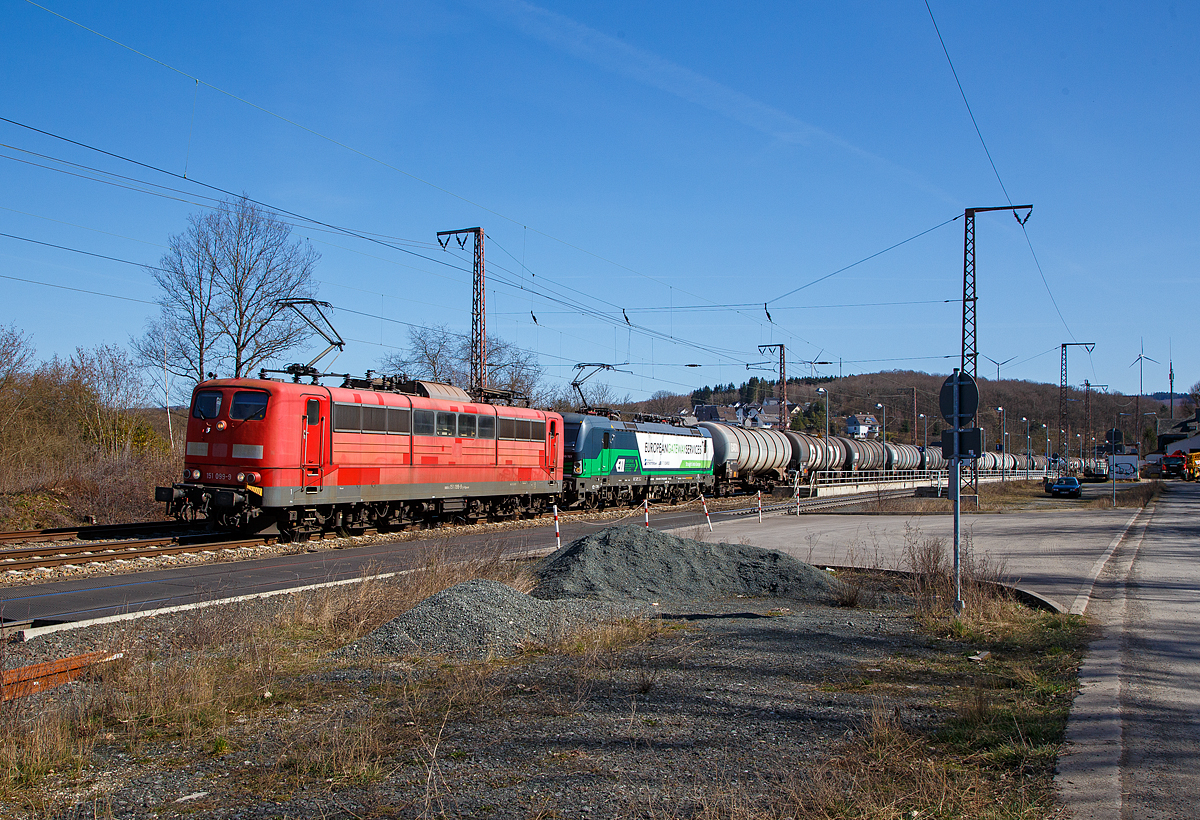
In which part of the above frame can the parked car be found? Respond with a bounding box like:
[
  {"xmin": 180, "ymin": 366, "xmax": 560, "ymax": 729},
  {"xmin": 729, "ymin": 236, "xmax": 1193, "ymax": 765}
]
[{"xmin": 1047, "ymin": 476, "xmax": 1082, "ymax": 498}]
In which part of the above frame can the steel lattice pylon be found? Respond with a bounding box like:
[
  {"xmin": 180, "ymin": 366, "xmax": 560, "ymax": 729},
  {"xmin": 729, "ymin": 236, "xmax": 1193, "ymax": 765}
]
[
  {"xmin": 437, "ymin": 227, "xmax": 487, "ymax": 397},
  {"xmin": 961, "ymin": 212, "xmax": 978, "ymax": 380},
  {"xmin": 1058, "ymin": 342, "xmax": 1095, "ymax": 467}
]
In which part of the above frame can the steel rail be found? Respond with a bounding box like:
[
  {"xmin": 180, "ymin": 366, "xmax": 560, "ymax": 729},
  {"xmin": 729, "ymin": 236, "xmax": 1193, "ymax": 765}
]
[
  {"xmin": 0, "ymin": 535, "xmax": 278, "ymax": 572},
  {"xmin": 0, "ymin": 520, "xmax": 194, "ymax": 546}
]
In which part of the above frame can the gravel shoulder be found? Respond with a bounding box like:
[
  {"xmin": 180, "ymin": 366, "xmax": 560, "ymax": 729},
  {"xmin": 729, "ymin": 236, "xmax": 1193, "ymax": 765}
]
[{"xmin": 3, "ymin": 525, "xmax": 1070, "ymax": 819}]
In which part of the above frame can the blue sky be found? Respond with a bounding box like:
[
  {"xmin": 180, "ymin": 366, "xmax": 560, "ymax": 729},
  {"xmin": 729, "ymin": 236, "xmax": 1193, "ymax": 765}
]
[{"xmin": 2, "ymin": 1, "xmax": 1197, "ymax": 403}]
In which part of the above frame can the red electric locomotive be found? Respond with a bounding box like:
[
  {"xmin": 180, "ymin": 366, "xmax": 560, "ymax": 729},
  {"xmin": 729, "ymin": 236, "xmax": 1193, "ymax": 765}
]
[{"xmin": 156, "ymin": 375, "xmax": 564, "ymax": 539}]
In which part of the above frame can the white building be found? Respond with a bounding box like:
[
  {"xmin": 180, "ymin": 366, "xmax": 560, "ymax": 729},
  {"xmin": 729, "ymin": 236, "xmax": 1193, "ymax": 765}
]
[{"xmin": 846, "ymin": 414, "xmax": 880, "ymax": 440}]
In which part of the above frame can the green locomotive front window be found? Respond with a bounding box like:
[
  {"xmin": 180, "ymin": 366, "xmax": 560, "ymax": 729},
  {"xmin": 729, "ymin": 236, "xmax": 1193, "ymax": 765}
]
[
  {"xmin": 192, "ymin": 391, "xmax": 222, "ymax": 419},
  {"xmin": 230, "ymin": 391, "xmax": 269, "ymax": 421}
]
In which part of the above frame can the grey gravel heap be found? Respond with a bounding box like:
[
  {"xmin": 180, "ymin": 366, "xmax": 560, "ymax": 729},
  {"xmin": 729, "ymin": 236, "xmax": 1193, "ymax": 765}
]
[
  {"xmin": 532, "ymin": 524, "xmax": 846, "ymax": 604},
  {"xmin": 337, "ymin": 578, "xmax": 621, "ymax": 660}
]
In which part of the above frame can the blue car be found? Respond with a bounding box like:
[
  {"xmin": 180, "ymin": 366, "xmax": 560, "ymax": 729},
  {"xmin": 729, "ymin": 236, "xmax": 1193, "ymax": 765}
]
[{"xmin": 1047, "ymin": 476, "xmax": 1082, "ymax": 498}]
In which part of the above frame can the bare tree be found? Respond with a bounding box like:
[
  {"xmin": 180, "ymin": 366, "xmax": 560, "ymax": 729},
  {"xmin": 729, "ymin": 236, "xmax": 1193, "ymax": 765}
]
[
  {"xmin": 66, "ymin": 345, "xmax": 151, "ymax": 458},
  {"xmin": 643, "ymin": 390, "xmax": 684, "ymax": 416},
  {"xmin": 135, "ymin": 196, "xmax": 317, "ymax": 383},
  {"xmin": 382, "ymin": 324, "xmax": 543, "ymax": 398},
  {"xmin": 0, "ymin": 324, "xmax": 36, "ymax": 448},
  {"xmin": 385, "ymin": 324, "xmax": 462, "ymax": 384}
]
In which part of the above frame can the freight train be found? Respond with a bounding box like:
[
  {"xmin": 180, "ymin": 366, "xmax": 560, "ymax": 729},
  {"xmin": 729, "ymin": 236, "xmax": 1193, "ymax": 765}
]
[{"xmin": 158, "ymin": 374, "xmax": 1047, "ymax": 538}]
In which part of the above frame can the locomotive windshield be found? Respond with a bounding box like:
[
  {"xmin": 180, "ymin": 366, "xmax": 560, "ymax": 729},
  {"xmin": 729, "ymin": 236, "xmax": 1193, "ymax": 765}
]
[
  {"xmin": 192, "ymin": 391, "xmax": 222, "ymax": 419},
  {"xmin": 230, "ymin": 391, "xmax": 270, "ymax": 421}
]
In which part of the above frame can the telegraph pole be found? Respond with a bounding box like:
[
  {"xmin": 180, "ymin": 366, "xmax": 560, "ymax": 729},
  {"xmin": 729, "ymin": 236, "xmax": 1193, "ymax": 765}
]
[{"xmin": 437, "ymin": 227, "xmax": 487, "ymax": 396}]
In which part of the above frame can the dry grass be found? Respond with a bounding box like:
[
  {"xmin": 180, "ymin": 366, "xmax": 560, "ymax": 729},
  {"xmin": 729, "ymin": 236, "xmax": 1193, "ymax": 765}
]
[
  {"xmin": 0, "ymin": 532, "xmax": 1090, "ymax": 818},
  {"xmin": 0, "ymin": 542, "xmax": 532, "ymax": 801}
]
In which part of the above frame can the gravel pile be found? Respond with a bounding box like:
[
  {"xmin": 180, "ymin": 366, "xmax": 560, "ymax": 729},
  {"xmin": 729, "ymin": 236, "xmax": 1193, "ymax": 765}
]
[
  {"xmin": 336, "ymin": 578, "xmax": 628, "ymax": 660},
  {"xmin": 532, "ymin": 524, "xmax": 847, "ymax": 604}
]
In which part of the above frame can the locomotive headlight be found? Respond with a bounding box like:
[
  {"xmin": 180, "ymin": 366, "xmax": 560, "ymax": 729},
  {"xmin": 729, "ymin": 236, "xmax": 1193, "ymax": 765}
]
[
  {"xmin": 189, "ymin": 469, "xmax": 201, "ymax": 480},
  {"xmin": 572, "ymin": 462, "xmax": 582, "ymax": 474},
  {"xmin": 216, "ymin": 420, "xmax": 228, "ymax": 431},
  {"xmin": 236, "ymin": 472, "xmax": 246, "ymax": 483},
  {"xmin": 238, "ymin": 472, "xmax": 261, "ymax": 485}
]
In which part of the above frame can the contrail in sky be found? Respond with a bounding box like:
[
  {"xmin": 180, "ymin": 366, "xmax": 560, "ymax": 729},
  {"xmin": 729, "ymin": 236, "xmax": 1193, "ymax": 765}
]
[{"xmin": 485, "ymin": 0, "xmax": 957, "ymax": 203}]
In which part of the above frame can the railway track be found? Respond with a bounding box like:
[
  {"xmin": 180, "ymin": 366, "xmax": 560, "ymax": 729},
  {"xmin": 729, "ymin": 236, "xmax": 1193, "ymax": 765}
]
[
  {"xmin": 0, "ymin": 534, "xmax": 278, "ymax": 572},
  {"xmin": 720, "ymin": 488, "xmax": 918, "ymax": 516},
  {"xmin": 0, "ymin": 520, "xmax": 195, "ymax": 546},
  {"xmin": 0, "ymin": 487, "xmax": 919, "ymax": 573}
]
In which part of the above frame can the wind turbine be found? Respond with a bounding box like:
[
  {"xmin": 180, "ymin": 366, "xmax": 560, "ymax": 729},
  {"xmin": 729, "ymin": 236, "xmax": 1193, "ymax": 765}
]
[
  {"xmin": 800, "ymin": 349, "xmax": 833, "ymax": 378},
  {"xmin": 1130, "ymin": 339, "xmax": 1159, "ymax": 449},
  {"xmin": 982, "ymin": 354, "xmax": 1016, "ymax": 383}
]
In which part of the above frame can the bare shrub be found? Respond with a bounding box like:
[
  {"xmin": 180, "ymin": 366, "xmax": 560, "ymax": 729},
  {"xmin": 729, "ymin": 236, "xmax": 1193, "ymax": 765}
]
[{"xmin": 903, "ymin": 525, "xmax": 1014, "ymax": 619}]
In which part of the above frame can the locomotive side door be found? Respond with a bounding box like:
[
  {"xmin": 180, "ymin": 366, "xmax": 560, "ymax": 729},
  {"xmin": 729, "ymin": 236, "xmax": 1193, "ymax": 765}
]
[{"xmin": 301, "ymin": 395, "xmax": 326, "ymax": 489}]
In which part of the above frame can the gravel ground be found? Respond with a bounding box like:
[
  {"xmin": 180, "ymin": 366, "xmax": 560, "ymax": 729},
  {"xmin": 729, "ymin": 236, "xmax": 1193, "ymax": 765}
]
[{"xmin": 9, "ymin": 527, "xmax": 952, "ymax": 820}]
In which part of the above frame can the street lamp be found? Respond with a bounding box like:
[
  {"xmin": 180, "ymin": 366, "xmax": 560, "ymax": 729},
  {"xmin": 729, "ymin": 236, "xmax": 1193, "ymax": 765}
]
[
  {"xmin": 1022, "ymin": 417, "xmax": 1030, "ymax": 479},
  {"xmin": 1044, "ymin": 425, "xmax": 1051, "ymax": 475},
  {"xmin": 919, "ymin": 413, "xmax": 928, "ymax": 450},
  {"xmin": 815, "ymin": 387, "xmax": 830, "ymax": 441},
  {"xmin": 875, "ymin": 402, "xmax": 886, "ymax": 445},
  {"xmin": 996, "ymin": 406, "xmax": 1006, "ymax": 481}
]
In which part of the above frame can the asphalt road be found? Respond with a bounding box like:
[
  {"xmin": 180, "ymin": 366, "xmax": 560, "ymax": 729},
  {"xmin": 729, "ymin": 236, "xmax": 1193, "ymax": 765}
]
[
  {"xmin": 1056, "ymin": 481, "xmax": 1200, "ymax": 819},
  {"xmin": 690, "ymin": 502, "xmax": 1139, "ymax": 613}
]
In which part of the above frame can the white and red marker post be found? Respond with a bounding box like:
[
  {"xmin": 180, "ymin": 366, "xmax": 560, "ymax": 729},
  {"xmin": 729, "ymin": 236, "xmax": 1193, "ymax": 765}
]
[
  {"xmin": 553, "ymin": 503, "xmax": 560, "ymax": 549},
  {"xmin": 699, "ymin": 493, "xmax": 713, "ymax": 532},
  {"xmin": 643, "ymin": 498, "xmax": 650, "ymax": 529},
  {"xmin": 757, "ymin": 490, "xmax": 763, "ymax": 523}
]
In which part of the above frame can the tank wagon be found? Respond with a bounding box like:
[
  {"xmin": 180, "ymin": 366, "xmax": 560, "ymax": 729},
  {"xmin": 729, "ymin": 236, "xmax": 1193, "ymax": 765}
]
[
  {"xmin": 157, "ymin": 377, "xmax": 563, "ymax": 539},
  {"xmin": 561, "ymin": 413, "xmax": 714, "ymax": 508},
  {"xmin": 696, "ymin": 422, "xmax": 791, "ymax": 494}
]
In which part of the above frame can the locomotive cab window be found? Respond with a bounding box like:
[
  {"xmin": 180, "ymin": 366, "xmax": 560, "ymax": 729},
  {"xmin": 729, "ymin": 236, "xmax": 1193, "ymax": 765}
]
[
  {"xmin": 230, "ymin": 391, "xmax": 270, "ymax": 421},
  {"xmin": 436, "ymin": 412, "xmax": 457, "ymax": 437},
  {"xmin": 413, "ymin": 410, "xmax": 435, "ymax": 436},
  {"xmin": 192, "ymin": 391, "xmax": 222, "ymax": 419},
  {"xmin": 457, "ymin": 414, "xmax": 477, "ymax": 438},
  {"xmin": 477, "ymin": 415, "xmax": 496, "ymax": 439},
  {"xmin": 306, "ymin": 399, "xmax": 319, "ymax": 425}
]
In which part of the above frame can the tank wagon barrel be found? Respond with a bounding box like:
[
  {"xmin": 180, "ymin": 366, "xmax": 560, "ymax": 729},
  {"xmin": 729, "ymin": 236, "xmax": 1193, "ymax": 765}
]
[{"xmin": 696, "ymin": 422, "xmax": 791, "ymax": 493}]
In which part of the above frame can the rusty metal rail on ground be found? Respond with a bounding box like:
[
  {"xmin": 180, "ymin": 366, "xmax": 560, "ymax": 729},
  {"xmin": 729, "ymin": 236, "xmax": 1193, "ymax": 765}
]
[{"xmin": 1, "ymin": 650, "xmax": 123, "ymax": 701}]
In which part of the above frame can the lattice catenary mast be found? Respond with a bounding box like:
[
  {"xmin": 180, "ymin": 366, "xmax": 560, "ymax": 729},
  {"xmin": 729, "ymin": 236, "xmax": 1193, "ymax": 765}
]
[{"xmin": 437, "ymin": 227, "xmax": 486, "ymax": 397}]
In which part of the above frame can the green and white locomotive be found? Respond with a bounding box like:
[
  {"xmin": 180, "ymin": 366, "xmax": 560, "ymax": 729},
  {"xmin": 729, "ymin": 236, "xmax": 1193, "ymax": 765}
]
[{"xmin": 561, "ymin": 412, "xmax": 714, "ymax": 508}]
